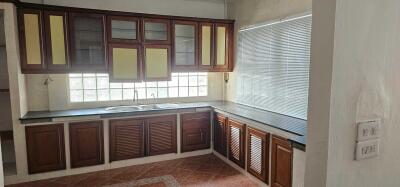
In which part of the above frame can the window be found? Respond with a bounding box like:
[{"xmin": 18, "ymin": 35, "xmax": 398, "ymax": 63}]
[
  {"xmin": 69, "ymin": 72, "xmax": 208, "ymax": 102},
  {"xmin": 236, "ymin": 15, "xmax": 312, "ymax": 120}
]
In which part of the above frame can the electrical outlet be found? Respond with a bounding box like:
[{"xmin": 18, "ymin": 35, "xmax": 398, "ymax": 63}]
[
  {"xmin": 355, "ymin": 139, "xmax": 379, "ymax": 160},
  {"xmin": 357, "ymin": 119, "xmax": 381, "ymax": 141}
]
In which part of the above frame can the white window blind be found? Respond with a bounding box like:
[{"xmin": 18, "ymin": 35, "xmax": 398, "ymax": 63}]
[{"xmin": 236, "ymin": 15, "xmax": 312, "ymax": 120}]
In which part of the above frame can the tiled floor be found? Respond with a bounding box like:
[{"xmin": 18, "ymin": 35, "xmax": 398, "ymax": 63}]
[{"xmin": 7, "ymin": 154, "xmax": 259, "ymax": 187}]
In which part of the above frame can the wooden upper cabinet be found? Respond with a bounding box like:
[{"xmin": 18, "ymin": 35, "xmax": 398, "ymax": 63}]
[
  {"xmin": 247, "ymin": 127, "xmax": 270, "ymax": 184},
  {"xmin": 108, "ymin": 43, "xmax": 141, "ymax": 82},
  {"xmin": 214, "ymin": 113, "xmax": 227, "ymax": 156},
  {"xmin": 18, "ymin": 8, "xmax": 45, "ymax": 73},
  {"xmin": 109, "ymin": 118, "xmax": 145, "ymax": 161},
  {"xmin": 227, "ymin": 119, "xmax": 246, "ymax": 168},
  {"xmin": 143, "ymin": 18, "xmax": 171, "ymax": 44},
  {"xmin": 271, "ymin": 135, "xmax": 293, "ymax": 187},
  {"xmin": 25, "ymin": 124, "xmax": 66, "ymax": 174},
  {"xmin": 143, "ymin": 45, "xmax": 171, "ymax": 81},
  {"xmin": 199, "ymin": 22, "xmax": 213, "ymax": 71},
  {"xmin": 44, "ymin": 10, "xmax": 69, "ymax": 72},
  {"xmin": 181, "ymin": 112, "xmax": 211, "ymax": 152},
  {"xmin": 69, "ymin": 121, "xmax": 104, "ymax": 168},
  {"xmin": 107, "ymin": 16, "xmax": 140, "ymax": 44},
  {"xmin": 146, "ymin": 115, "xmax": 177, "ymax": 156},
  {"xmin": 172, "ymin": 20, "xmax": 198, "ymax": 72},
  {"xmin": 214, "ymin": 23, "xmax": 232, "ymax": 71},
  {"xmin": 69, "ymin": 13, "xmax": 107, "ymax": 72}
]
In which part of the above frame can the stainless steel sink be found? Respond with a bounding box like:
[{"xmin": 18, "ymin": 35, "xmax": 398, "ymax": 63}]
[
  {"xmin": 105, "ymin": 103, "xmax": 179, "ymax": 112},
  {"xmin": 105, "ymin": 105, "xmax": 142, "ymax": 112}
]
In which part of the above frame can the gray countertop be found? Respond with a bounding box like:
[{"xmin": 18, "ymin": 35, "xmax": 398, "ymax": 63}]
[{"xmin": 21, "ymin": 101, "xmax": 307, "ymax": 147}]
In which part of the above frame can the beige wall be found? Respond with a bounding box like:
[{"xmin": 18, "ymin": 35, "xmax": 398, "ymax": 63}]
[
  {"xmin": 306, "ymin": 0, "xmax": 400, "ymax": 186},
  {"xmin": 225, "ymin": 0, "xmax": 312, "ymax": 102}
]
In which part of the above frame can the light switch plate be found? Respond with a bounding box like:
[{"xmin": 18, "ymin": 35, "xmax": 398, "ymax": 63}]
[
  {"xmin": 357, "ymin": 119, "xmax": 381, "ymax": 141},
  {"xmin": 355, "ymin": 139, "xmax": 379, "ymax": 160}
]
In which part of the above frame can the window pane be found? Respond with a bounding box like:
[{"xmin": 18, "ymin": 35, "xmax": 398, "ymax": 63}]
[
  {"xmin": 199, "ymin": 86, "xmax": 207, "ymax": 96},
  {"xmin": 188, "ymin": 76, "xmax": 198, "ymax": 86},
  {"xmin": 198, "ymin": 76, "xmax": 207, "ymax": 86},
  {"xmin": 110, "ymin": 83, "xmax": 122, "ymax": 89},
  {"xmin": 136, "ymin": 88, "xmax": 146, "ymax": 99},
  {"xmin": 168, "ymin": 77, "xmax": 178, "ymax": 87},
  {"xmin": 158, "ymin": 81, "xmax": 168, "ymax": 87},
  {"xmin": 135, "ymin": 82, "xmax": 145, "ymax": 88},
  {"xmin": 179, "ymin": 76, "xmax": 188, "ymax": 86},
  {"xmin": 146, "ymin": 82, "xmax": 157, "ymax": 87},
  {"xmin": 123, "ymin": 83, "xmax": 135, "ymax": 88},
  {"xmin": 110, "ymin": 89, "xmax": 122, "ymax": 100},
  {"xmin": 179, "ymin": 87, "xmax": 188, "ymax": 97},
  {"xmin": 70, "ymin": 90, "xmax": 83, "ymax": 102},
  {"xmin": 189, "ymin": 87, "xmax": 198, "ymax": 96},
  {"xmin": 123, "ymin": 88, "xmax": 134, "ymax": 100},
  {"xmin": 83, "ymin": 78, "xmax": 96, "ymax": 89},
  {"xmin": 158, "ymin": 88, "xmax": 168, "ymax": 98},
  {"xmin": 147, "ymin": 88, "xmax": 157, "ymax": 99},
  {"xmin": 97, "ymin": 89, "xmax": 110, "ymax": 101},
  {"xmin": 169, "ymin": 87, "xmax": 178, "ymax": 98},
  {"xmin": 69, "ymin": 78, "xmax": 83, "ymax": 90},
  {"xmin": 97, "ymin": 77, "xmax": 109, "ymax": 89},
  {"xmin": 84, "ymin": 90, "xmax": 97, "ymax": 102}
]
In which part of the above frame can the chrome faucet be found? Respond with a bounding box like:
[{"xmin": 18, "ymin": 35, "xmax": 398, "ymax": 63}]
[
  {"xmin": 133, "ymin": 89, "xmax": 139, "ymax": 105},
  {"xmin": 150, "ymin": 93, "xmax": 156, "ymax": 104}
]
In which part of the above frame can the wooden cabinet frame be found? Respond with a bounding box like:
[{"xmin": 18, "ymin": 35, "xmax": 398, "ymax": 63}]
[
  {"xmin": 171, "ymin": 20, "xmax": 199, "ymax": 72},
  {"xmin": 247, "ymin": 127, "xmax": 270, "ymax": 184},
  {"xmin": 271, "ymin": 135, "xmax": 293, "ymax": 187},
  {"xmin": 213, "ymin": 23, "xmax": 233, "ymax": 72},
  {"xmin": 143, "ymin": 44, "xmax": 172, "ymax": 81},
  {"xmin": 68, "ymin": 12, "xmax": 107, "ymax": 72},
  {"xmin": 198, "ymin": 22, "xmax": 214, "ymax": 71},
  {"xmin": 214, "ymin": 113, "xmax": 227, "ymax": 156},
  {"xmin": 107, "ymin": 15, "xmax": 141, "ymax": 44},
  {"xmin": 108, "ymin": 43, "xmax": 142, "ymax": 82},
  {"xmin": 227, "ymin": 119, "xmax": 246, "ymax": 168},
  {"xmin": 25, "ymin": 124, "xmax": 66, "ymax": 174},
  {"xmin": 18, "ymin": 8, "xmax": 46, "ymax": 73},
  {"xmin": 43, "ymin": 10, "xmax": 69, "ymax": 72},
  {"xmin": 142, "ymin": 18, "xmax": 171, "ymax": 44},
  {"xmin": 69, "ymin": 121, "xmax": 104, "ymax": 168}
]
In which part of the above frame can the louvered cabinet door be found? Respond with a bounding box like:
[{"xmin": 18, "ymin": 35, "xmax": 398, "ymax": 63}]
[
  {"xmin": 227, "ymin": 119, "xmax": 246, "ymax": 168},
  {"xmin": 109, "ymin": 118, "xmax": 145, "ymax": 162},
  {"xmin": 181, "ymin": 112, "xmax": 211, "ymax": 152},
  {"xmin": 214, "ymin": 113, "xmax": 227, "ymax": 156},
  {"xmin": 69, "ymin": 121, "xmax": 104, "ymax": 168},
  {"xmin": 146, "ymin": 115, "xmax": 177, "ymax": 156},
  {"xmin": 247, "ymin": 127, "xmax": 270, "ymax": 183},
  {"xmin": 271, "ymin": 135, "xmax": 293, "ymax": 187}
]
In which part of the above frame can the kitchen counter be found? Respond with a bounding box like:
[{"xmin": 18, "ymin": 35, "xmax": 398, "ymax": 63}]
[{"xmin": 20, "ymin": 101, "xmax": 307, "ymax": 147}]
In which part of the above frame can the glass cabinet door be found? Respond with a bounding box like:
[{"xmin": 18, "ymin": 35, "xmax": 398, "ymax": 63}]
[
  {"xmin": 107, "ymin": 16, "xmax": 139, "ymax": 43},
  {"xmin": 19, "ymin": 9, "xmax": 45, "ymax": 72},
  {"xmin": 108, "ymin": 44, "xmax": 141, "ymax": 82},
  {"xmin": 214, "ymin": 23, "xmax": 230, "ymax": 70},
  {"xmin": 143, "ymin": 18, "xmax": 170, "ymax": 44},
  {"xmin": 199, "ymin": 22, "xmax": 213, "ymax": 70},
  {"xmin": 172, "ymin": 21, "xmax": 197, "ymax": 71},
  {"xmin": 144, "ymin": 45, "xmax": 171, "ymax": 81},
  {"xmin": 44, "ymin": 11, "xmax": 69, "ymax": 71},
  {"xmin": 69, "ymin": 13, "xmax": 106, "ymax": 72}
]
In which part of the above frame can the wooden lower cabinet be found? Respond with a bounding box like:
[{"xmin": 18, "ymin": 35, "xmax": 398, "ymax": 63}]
[
  {"xmin": 25, "ymin": 124, "xmax": 66, "ymax": 174},
  {"xmin": 271, "ymin": 135, "xmax": 293, "ymax": 187},
  {"xmin": 247, "ymin": 127, "xmax": 270, "ymax": 184},
  {"xmin": 214, "ymin": 113, "xmax": 227, "ymax": 156},
  {"xmin": 69, "ymin": 121, "xmax": 104, "ymax": 168},
  {"xmin": 227, "ymin": 119, "xmax": 246, "ymax": 168},
  {"xmin": 146, "ymin": 115, "xmax": 177, "ymax": 156},
  {"xmin": 181, "ymin": 112, "xmax": 211, "ymax": 152},
  {"xmin": 109, "ymin": 118, "xmax": 145, "ymax": 162}
]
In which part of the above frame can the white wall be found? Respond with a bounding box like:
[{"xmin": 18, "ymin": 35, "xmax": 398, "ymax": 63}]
[
  {"xmin": 306, "ymin": 0, "xmax": 400, "ymax": 186},
  {"xmin": 225, "ymin": 0, "xmax": 312, "ymax": 102}
]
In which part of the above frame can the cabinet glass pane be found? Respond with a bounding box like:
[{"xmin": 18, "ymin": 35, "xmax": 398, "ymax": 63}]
[
  {"xmin": 175, "ymin": 24, "xmax": 195, "ymax": 65},
  {"xmin": 72, "ymin": 16, "xmax": 105, "ymax": 65},
  {"xmin": 112, "ymin": 48, "xmax": 138, "ymax": 80},
  {"xmin": 111, "ymin": 20, "xmax": 136, "ymax": 40},
  {"xmin": 146, "ymin": 48, "xmax": 168, "ymax": 78},
  {"xmin": 201, "ymin": 26, "xmax": 211, "ymax": 66},
  {"xmin": 216, "ymin": 26, "xmax": 226, "ymax": 65},
  {"xmin": 49, "ymin": 15, "xmax": 66, "ymax": 65},
  {"xmin": 145, "ymin": 22, "xmax": 167, "ymax": 40},
  {"xmin": 24, "ymin": 14, "xmax": 41, "ymax": 65}
]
